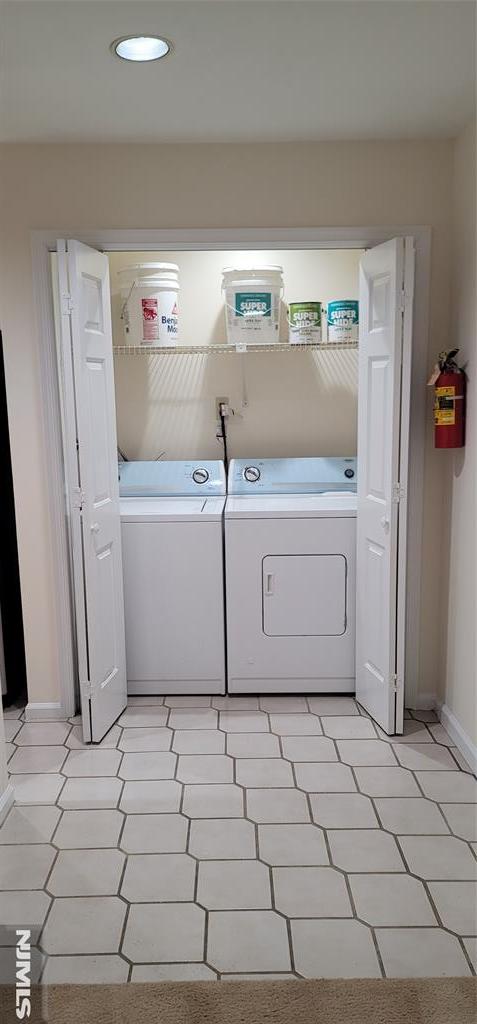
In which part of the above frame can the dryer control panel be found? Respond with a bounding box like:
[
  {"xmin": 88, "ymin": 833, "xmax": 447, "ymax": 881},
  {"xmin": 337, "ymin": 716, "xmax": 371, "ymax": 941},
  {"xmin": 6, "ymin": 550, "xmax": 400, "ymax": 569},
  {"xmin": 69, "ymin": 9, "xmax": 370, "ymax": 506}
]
[
  {"xmin": 228, "ymin": 457, "xmax": 357, "ymax": 494},
  {"xmin": 119, "ymin": 460, "xmax": 226, "ymax": 497}
]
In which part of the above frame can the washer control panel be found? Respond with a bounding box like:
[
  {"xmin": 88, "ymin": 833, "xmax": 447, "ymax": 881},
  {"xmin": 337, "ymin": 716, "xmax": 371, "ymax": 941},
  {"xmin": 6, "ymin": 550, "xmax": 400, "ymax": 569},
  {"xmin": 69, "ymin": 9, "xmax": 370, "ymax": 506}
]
[{"xmin": 119, "ymin": 460, "xmax": 225, "ymax": 497}]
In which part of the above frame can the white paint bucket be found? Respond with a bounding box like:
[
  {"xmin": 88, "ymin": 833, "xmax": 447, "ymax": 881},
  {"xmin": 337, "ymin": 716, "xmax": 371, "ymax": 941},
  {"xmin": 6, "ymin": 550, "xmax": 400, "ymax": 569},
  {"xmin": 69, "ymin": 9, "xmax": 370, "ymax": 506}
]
[
  {"xmin": 288, "ymin": 301, "xmax": 323, "ymax": 344},
  {"xmin": 119, "ymin": 263, "xmax": 180, "ymax": 346},
  {"xmin": 327, "ymin": 300, "xmax": 359, "ymax": 344},
  {"xmin": 222, "ymin": 266, "xmax": 283, "ymax": 346}
]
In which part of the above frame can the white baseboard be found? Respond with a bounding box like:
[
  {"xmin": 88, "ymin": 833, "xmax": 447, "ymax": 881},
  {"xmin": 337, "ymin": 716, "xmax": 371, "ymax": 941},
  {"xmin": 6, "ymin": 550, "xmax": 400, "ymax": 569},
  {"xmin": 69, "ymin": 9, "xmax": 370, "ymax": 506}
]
[
  {"xmin": 0, "ymin": 783, "xmax": 14, "ymax": 825},
  {"xmin": 24, "ymin": 702, "xmax": 68, "ymax": 722},
  {"xmin": 438, "ymin": 702, "xmax": 477, "ymax": 775}
]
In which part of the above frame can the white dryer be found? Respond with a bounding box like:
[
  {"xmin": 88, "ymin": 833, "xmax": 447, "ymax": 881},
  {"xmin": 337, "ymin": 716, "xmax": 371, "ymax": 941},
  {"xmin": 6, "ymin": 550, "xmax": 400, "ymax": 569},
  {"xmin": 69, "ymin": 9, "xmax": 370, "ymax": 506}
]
[
  {"xmin": 225, "ymin": 457, "xmax": 357, "ymax": 694},
  {"xmin": 119, "ymin": 460, "xmax": 226, "ymax": 695}
]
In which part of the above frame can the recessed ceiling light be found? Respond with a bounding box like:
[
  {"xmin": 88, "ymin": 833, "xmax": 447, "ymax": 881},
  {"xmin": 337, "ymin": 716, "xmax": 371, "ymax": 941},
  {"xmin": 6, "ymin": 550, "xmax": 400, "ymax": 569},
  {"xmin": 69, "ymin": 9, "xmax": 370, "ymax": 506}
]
[{"xmin": 112, "ymin": 35, "xmax": 172, "ymax": 62}]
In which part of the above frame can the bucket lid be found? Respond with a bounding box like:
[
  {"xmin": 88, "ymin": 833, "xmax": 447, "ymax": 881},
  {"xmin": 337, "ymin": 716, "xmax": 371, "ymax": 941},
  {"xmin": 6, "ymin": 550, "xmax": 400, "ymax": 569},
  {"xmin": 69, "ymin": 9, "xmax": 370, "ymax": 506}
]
[
  {"xmin": 118, "ymin": 262, "xmax": 179, "ymax": 275},
  {"xmin": 222, "ymin": 265, "xmax": 283, "ymax": 276}
]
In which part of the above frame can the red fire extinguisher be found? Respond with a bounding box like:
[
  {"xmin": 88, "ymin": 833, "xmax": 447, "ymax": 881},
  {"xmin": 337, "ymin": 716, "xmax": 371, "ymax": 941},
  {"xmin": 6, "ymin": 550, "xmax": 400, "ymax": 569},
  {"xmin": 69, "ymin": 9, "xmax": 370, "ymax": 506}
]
[{"xmin": 430, "ymin": 349, "xmax": 466, "ymax": 449}]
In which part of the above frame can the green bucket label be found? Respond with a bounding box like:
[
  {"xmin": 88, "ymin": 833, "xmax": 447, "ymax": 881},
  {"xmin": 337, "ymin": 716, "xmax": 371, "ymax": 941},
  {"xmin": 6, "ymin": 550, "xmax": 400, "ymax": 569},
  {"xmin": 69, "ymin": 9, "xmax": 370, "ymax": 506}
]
[
  {"xmin": 289, "ymin": 301, "xmax": 322, "ymax": 327},
  {"xmin": 235, "ymin": 292, "xmax": 271, "ymax": 317},
  {"xmin": 327, "ymin": 300, "xmax": 359, "ymax": 327}
]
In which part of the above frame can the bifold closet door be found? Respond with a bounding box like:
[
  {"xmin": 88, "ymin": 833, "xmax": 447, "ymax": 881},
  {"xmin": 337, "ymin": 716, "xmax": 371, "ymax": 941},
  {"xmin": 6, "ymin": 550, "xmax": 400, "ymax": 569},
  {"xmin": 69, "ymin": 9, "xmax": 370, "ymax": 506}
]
[
  {"xmin": 356, "ymin": 237, "xmax": 414, "ymax": 735},
  {"xmin": 57, "ymin": 240, "xmax": 127, "ymax": 742}
]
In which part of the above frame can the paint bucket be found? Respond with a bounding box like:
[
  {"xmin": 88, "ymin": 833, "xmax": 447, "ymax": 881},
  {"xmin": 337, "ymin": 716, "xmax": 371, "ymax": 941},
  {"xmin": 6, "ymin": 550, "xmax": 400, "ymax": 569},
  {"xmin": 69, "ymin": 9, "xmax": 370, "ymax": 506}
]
[
  {"xmin": 118, "ymin": 263, "xmax": 180, "ymax": 346},
  {"xmin": 288, "ymin": 301, "xmax": 323, "ymax": 344},
  {"xmin": 326, "ymin": 300, "xmax": 359, "ymax": 344},
  {"xmin": 222, "ymin": 266, "xmax": 284, "ymax": 346}
]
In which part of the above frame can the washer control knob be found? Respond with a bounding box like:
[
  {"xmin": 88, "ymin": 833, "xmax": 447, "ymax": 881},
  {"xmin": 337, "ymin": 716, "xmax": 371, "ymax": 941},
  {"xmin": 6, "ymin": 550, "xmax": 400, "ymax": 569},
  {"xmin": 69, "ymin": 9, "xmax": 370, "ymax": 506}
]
[
  {"xmin": 244, "ymin": 466, "xmax": 261, "ymax": 483},
  {"xmin": 344, "ymin": 468, "xmax": 355, "ymax": 479},
  {"xmin": 192, "ymin": 468, "xmax": 209, "ymax": 485}
]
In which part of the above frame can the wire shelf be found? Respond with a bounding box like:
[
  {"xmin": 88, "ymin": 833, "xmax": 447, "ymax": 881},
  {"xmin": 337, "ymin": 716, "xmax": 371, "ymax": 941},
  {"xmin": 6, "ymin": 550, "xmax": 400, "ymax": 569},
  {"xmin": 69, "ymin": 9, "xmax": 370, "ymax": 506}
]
[{"xmin": 113, "ymin": 340, "xmax": 358, "ymax": 356}]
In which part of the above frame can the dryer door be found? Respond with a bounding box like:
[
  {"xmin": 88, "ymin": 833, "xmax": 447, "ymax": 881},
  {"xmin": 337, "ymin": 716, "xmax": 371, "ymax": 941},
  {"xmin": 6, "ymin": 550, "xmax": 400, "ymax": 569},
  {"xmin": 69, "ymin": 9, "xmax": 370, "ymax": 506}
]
[{"xmin": 263, "ymin": 554, "xmax": 347, "ymax": 637}]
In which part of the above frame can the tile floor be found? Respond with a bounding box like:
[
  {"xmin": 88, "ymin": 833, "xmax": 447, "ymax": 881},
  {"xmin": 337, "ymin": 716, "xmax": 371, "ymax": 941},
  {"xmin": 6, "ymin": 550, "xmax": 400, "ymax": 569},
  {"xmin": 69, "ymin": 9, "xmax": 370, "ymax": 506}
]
[{"xmin": 1, "ymin": 695, "xmax": 476, "ymax": 984}]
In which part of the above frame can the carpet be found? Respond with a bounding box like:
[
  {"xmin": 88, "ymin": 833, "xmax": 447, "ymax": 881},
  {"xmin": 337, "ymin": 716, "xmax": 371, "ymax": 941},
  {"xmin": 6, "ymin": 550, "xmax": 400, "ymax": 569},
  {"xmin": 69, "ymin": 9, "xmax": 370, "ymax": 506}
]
[{"xmin": 1, "ymin": 978, "xmax": 476, "ymax": 1024}]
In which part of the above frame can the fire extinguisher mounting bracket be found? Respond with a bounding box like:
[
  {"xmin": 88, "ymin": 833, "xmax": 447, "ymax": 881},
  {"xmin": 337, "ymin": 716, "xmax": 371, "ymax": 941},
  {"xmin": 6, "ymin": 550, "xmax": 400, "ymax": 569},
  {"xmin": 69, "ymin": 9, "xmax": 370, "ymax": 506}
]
[{"xmin": 438, "ymin": 348, "xmax": 461, "ymax": 373}]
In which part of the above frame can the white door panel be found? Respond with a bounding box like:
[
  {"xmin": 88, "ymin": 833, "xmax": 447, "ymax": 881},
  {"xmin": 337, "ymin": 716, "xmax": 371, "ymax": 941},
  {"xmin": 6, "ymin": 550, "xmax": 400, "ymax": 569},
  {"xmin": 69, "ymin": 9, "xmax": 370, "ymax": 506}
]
[
  {"xmin": 356, "ymin": 238, "xmax": 414, "ymax": 734},
  {"xmin": 58, "ymin": 240, "xmax": 127, "ymax": 741}
]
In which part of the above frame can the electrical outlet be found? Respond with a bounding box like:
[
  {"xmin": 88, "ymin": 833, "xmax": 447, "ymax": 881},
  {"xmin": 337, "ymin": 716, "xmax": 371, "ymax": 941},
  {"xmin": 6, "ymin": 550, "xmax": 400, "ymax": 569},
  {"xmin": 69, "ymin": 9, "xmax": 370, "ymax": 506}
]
[{"xmin": 215, "ymin": 396, "xmax": 229, "ymax": 419}]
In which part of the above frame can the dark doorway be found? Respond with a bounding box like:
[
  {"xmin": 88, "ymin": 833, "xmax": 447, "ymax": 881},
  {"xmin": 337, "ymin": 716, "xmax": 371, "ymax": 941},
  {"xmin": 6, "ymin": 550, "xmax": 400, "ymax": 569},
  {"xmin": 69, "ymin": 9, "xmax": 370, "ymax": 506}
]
[{"xmin": 0, "ymin": 331, "xmax": 27, "ymax": 706}]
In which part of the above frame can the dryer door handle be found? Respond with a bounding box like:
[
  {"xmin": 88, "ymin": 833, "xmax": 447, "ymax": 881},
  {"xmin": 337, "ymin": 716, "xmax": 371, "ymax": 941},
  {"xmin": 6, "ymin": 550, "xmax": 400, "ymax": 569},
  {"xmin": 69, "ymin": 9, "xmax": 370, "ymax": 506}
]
[{"xmin": 265, "ymin": 572, "xmax": 274, "ymax": 596}]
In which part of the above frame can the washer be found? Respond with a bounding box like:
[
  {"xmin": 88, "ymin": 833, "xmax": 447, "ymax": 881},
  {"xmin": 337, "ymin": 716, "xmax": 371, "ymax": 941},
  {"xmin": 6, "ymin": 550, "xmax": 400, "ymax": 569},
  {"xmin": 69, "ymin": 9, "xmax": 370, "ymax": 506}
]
[
  {"xmin": 225, "ymin": 457, "xmax": 357, "ymax": 694},
  {"xmin": 119, "ymin": 460, "xmax": 226, "ymax": 695}
]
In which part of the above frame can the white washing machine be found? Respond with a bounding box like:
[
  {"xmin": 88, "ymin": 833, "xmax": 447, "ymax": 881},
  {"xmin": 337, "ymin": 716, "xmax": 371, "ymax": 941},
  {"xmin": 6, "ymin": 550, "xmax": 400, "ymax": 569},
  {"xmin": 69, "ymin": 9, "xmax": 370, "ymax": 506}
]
[
  {"xmin": 119, "ymin": 460, "xmax": 226, "ymax": 695},
  {"xmin": 225, "ymin": 457, "xmax": 357, "ymax": 694}
]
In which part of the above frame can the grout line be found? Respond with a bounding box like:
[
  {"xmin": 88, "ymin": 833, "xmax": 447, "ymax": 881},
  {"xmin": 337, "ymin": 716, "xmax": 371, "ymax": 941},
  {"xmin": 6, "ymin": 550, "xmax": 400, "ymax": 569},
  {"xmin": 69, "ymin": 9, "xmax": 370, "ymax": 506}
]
[{"xmin": 370, "ymin": 926, "xmax": 386, "ymax": 978}]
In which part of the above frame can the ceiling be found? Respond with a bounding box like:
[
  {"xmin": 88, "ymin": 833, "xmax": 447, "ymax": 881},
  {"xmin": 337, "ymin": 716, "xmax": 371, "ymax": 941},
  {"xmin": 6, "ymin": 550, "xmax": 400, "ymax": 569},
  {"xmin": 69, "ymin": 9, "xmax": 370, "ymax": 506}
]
[{"xmin": 0, "ymin": 1, "xmax": 475, "ymax": 143}]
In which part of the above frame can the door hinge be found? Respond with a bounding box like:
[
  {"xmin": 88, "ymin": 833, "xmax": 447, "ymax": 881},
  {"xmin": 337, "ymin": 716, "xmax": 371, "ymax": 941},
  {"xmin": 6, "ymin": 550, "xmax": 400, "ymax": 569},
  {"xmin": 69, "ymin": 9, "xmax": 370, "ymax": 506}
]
[
  {"xmin": 61, "ymin": 293, "xmax": 75, "ymax": 316},
  {"xmin": 390, "ymin": 673, "xmax": 401, "ymax": 693},
  {"xmin": 81, "ymin": 679, "xmax": 93, "ymax": 698},
  {"xmin": 72, "ymin": 487, "xmax": 85, "ymax": 512},
  {"xmin": 392, "ymin": 482, "xmax": 406, "ymax": 503},
  {"xmin": 400, "ymin": 285, "xmax": 413, "ymax": 315}
]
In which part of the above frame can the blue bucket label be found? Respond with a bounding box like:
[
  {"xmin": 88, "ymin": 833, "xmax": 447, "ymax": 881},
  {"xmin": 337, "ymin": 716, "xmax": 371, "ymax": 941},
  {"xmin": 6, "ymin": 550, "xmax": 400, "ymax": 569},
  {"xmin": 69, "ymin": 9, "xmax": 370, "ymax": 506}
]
[
  {"xmin": 235, "ymin": 292, "xmax": 271, "ymax": 317},
  {"xmin": 327, "ymin": 300, "xmax": 359, "ymax": 327},
  {"xmin": 327, "ymin": 300, "xmax": 359, "ymax": 342}
]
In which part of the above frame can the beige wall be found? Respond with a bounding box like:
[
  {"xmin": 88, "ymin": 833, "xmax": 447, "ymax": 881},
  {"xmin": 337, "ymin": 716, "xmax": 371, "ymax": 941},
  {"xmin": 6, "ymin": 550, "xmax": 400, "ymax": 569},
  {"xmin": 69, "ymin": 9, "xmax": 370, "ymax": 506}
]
[
  {"xmin": 440, "ymin": 120, "xmax": 477, "ymax": 746},
  {"xmin": 0, "ymin": 141, "xmax": 453, "ymax": 705},
  {"xmin": 110, "ymin": 249, "xmax": 360, "ymax": 461}
]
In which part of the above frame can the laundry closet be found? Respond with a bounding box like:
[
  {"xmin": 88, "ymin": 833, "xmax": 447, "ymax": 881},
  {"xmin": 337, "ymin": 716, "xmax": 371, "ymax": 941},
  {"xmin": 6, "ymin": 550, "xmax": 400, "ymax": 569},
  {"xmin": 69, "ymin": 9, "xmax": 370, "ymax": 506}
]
[{"xmin": 53, "ymin": 238, "xmax": 413, "ymax": 744}]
